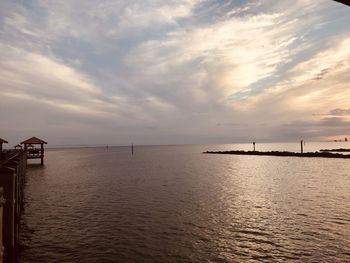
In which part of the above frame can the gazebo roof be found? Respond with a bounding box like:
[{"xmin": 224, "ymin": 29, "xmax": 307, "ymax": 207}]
[
  {"xmin": 0, "ymin": 138, "xmax": 8, "ymax": 144},
  {"xmin": 21, "ymin": 137, "xmax": 47, "ymax": 145}
]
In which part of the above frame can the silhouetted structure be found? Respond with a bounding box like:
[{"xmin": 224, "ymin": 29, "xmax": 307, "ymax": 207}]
[
  {"xmin": 21, "ymin": 137, "xmax": 47, "ymax": 165},
  {"xmin": 0, "ymin": 187, "xmax": 3, "ymax": 261},
  {"xmin": 320, "ymin": 148, "xmax": 350, "ymax": 152},
  {"xmin": 204, "ymin": 150, "xmax": 350, "ymax": 159},
  {"xmin": 27, "ymin": 144, "xmax": 34, "ymax": 150},
  {"xmin": 334, "ymin": 0, "xmax": 350, "ymax": 6},
  {"xmin": 0, "ymin": 138, "xmax": 8, "ymax": 160},
  {"xmin": 301, "ymin": 140, "xmax": 304, "ymax": 154},
  {"xmin": 0, "ymin": 149, "xmax": 26, "ymax": 263},
  {"xmin": 14, "ymin": 144, "xmax": 22, "ymax": 150}
]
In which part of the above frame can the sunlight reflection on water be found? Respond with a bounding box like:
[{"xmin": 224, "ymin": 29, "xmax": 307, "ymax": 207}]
[{"xmin": 20, "ymin": 143, "xmax": 350, "ymax": 262}]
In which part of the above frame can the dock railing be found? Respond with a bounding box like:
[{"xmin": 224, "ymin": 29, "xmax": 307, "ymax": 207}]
[
  {"xmin": 0, "ymin": 187, "xmax": 4, "ymax": 263},
  {"xmin": 26, "ymin": 148, "xmax": 43, "ymax": 159},
  {"xmin": 0, "ymin": 150, "xmax": 26, "ymax": 263}
]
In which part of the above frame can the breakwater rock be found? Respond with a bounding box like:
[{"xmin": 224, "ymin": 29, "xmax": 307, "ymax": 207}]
[
  {"xmin": 320, "ymin": 148, "xmax": 350, "ymax": 152},
  {"xmin": 203, "ymin": 150, "xmax": 350, "ymax": 159}
]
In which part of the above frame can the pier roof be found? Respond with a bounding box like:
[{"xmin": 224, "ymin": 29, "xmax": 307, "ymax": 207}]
[
  {"xmin": 21, "ymin": 137, "xmax": 47, "ymax": 145},
  {"xmin": 0, "ymin": 138, "xmax": 8, "ymax": 144},
  {"xmin": 334, "ymin": 0, "xmax": 350, "ymax": 6}
]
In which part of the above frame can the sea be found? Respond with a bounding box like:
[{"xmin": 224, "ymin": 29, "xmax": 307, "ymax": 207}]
[{"xmin": 19, "ymin": 143, "xmax": 350, "ymax": 262}]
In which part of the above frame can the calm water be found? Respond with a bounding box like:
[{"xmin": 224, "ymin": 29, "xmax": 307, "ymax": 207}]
[{"xmin": 20, "ymin": 143, "xmax": 350, "ymax": 262}]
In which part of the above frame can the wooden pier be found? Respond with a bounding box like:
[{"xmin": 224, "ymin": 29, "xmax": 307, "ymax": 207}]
[
  {"xmin": 21, "ymin": 137, "xmax": 47, "ymax": 165},
  {"xmin": 0, "ymin": 149, "xmax": 27, "ymax": 263},
  {"xmin": 0, "ymin": 139, "xmax": 8, "ymax": 161},
  {"xmin": 0, "ymin": 136, "xmax": 47, "ymax": 263}
]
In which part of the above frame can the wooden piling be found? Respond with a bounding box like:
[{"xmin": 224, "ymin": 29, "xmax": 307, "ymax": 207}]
[
  {"xmin": 0, "ymin": 150, "xmax": 26, "ymax": 263},
  {"xmin": 0, "ymin": 187, "xmax": 4, "ymax": 263},
  {"xmin": 0, "ymin": 139, "xmax": 8, "ymax": 161},
  {"xmin": 41, "ymin": 144, "xmax": 44, "ymax": 165},
  {"xmin": 301, "ymin": 140, "xmax": 304, "ymax": 154},
  {"xmin": 0, "ymin": 167, "xmax": 16, "ymax": 263}
]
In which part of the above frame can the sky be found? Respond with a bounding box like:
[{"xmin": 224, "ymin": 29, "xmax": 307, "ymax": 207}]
[{"xmin": 0, "ymin": 0, "xmax": 350, "ymax": 146}]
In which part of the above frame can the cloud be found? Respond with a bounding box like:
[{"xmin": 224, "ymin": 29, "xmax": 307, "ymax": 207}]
[
  {"xmin": 272, "ymin": 116, "xmax": 350, "ymax": 141},
  {"xmin": 0, "ymin": 0, "xmax": 350, "ymax": 145},
  {"xmin": 328, "ymin": 108, "xmax": 350, "ymax": 116},
  {"xmin": 237, "ymin": 35, "xmax": 350, "ymax": 119}
]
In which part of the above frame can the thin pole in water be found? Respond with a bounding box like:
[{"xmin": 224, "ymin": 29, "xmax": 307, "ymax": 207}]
[
  {"xmin": 301, "ymin": 140, "xmax": 304, "ymax": 153},
  {"xmin": 253, "ymin": 142, "xmax": 256, "ymax": 151},
  {"xmin": 132, "ymin": 143, "xmax": 134, "ymax": 155}
]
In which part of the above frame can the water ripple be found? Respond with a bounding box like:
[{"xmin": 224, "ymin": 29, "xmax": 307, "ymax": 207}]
[{"xmin": 20, "ymin": 145, "xmax": 350, "ymax": 262}]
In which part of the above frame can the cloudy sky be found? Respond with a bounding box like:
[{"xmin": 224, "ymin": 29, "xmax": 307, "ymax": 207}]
[{"xmin": 0, "ymin": 0, "xmax": 349, "ymax": 146}]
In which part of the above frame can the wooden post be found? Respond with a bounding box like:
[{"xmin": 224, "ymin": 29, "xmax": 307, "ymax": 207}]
[
  {"xmin": 0, "ymin": 167, "xmax": 16, "ymax": 263},
  {"xmin": 5, "ymin": 161, "xmax": 21, "ymax": 259},
  {"xmin": 41, "ymin": 143, "xmax": 44, "ymax": 165},
  {"xmin": 301, "ymin": 140, "xmax": 304, "ymax": 154},
  {"xmin": 131, "ymin": 144, "xmax": 134, "ymax": 155},
  {"xmin": 0, "ymin": 152, "xmax": 26, "ymax": 263},
  {"xmin": 0, "ymin": 187, "xmax": 3, "ymax": 263},
  {"xmin": 253, "ymin": 142, "xmax": 256, "ymax": 151}
]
